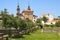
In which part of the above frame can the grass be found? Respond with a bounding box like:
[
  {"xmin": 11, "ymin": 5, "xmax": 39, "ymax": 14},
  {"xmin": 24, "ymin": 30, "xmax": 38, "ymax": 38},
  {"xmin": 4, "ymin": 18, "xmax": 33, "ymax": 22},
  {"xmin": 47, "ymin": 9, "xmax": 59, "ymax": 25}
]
[{"xmin": 10, "ymin": 30, "xmax": 60, "ymax": 40}]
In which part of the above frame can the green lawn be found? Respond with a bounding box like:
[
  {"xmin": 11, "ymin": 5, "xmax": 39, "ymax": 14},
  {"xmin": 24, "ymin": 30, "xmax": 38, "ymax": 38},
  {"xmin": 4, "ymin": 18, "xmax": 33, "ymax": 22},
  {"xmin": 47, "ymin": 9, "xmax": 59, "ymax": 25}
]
[{"xmin": 10, "ymin": 30, "xmax": 60, "ymax": 40}]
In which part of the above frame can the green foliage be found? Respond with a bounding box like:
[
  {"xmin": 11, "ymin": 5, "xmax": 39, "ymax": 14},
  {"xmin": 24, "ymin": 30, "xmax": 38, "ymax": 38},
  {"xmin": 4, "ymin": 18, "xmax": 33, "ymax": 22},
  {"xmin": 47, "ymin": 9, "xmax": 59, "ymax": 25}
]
[
  {"xmin": 44, "ymin": 24, "xmax": 55, "ymax": 27},
  {"xmin": 1, "ymin": 9, "xmax": 13, "ymax": 28},
  {"xmin": 6, "ymin": 15, "xmax": 14, "ymax": 28},
  {"xmin": 4, "ymin": 8, "xmax": 8, "ymax": 14},
  {"xmin": 41, "ymin": 16, "xmax": 48, "ymax": 23},
  {"xmin": 1, "ymin": 9, "xmax": 15, "ymax": 37},
  {"xmin": 10, "ymin": 30, "xmax": 60, "ymax": 40},
  {"xmin": 26, "ymin": 19, "xmax": 35, "ymax": 28},
  {"xmin": 19, "ymin": 20, "xmax": 27, "ymax": 30},
  {"xmin": 55, "ymin": 21, "xmax": 60, "ymax": 27},
  {"xmin": 44, "ymin": 24, "xmax": 50, "ymax": 27},
  {"xmin": 12, "ymin": 17, "xmax": 18, "ymax": 29},
  {"xmin": 2, "ymin": 9, "xmax": 8, "ymax": 28},
  {"xmin": 36, "ymin": 18, "xmax": 41, "ymax": 27},
  {"xmin": 0, "ymin": 8, "xmax": 37, "ymax": 37},
  {"xmin": 36, "ymin": 18, "xmax": 41, "ymax": 23}
]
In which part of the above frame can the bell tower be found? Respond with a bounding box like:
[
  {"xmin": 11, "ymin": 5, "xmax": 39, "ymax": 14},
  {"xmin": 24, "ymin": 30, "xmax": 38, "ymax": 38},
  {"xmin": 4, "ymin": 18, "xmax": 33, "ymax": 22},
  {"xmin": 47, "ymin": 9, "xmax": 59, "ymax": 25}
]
[
  {"xmin": 28, "ymin": 4, "xmax": 31, "ymax": 10},
  {"xmin": 16, "ymin": 2, "xmax": 20, "ymax": 15}
]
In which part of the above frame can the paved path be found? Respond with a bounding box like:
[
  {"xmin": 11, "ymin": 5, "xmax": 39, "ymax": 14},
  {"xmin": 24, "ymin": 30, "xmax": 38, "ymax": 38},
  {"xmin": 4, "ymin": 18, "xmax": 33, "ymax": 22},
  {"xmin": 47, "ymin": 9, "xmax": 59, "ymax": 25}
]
[{"xmin": 43, "ymin": 27, "xmax": 60, "ymax": 32}]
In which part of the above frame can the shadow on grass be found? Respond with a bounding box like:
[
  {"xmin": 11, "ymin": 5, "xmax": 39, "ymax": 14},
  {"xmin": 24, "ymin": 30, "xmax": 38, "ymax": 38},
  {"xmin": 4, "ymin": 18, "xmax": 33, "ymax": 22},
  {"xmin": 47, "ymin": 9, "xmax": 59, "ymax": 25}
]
[
  {"xmin": 25, "ymin": 33, "xmax": 31, "ymax": 35},
  {"xmin": 12, "ymin": 35, "xmax": 24, "ymax": 38}
]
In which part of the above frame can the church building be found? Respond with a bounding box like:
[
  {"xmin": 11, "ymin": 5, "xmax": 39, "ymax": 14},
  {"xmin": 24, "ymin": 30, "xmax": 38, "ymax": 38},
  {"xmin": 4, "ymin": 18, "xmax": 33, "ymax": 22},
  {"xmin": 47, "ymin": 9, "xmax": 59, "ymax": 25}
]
[{"xmin": 16, "ymin": 3, "xmax": 37, "ymax": 23}]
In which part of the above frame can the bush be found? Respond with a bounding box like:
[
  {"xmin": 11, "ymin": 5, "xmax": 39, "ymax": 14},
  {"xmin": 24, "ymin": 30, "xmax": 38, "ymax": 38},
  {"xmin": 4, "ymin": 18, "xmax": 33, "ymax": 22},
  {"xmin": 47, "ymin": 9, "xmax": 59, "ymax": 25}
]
[
  {"xmin": 55, "ymin": 21, "xmax": 60, "ymax": 27},
  {"xmin": 44, "ymin": 24, "xmax": 55, "ymax": 27}
]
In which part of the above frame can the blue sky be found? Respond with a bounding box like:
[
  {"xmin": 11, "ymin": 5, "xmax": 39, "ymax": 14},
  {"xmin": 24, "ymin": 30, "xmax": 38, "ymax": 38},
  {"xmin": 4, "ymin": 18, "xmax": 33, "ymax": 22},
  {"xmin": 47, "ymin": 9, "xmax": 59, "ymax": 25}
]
[{"xmin": 0, "ymin": 0, "xmax": 60, "ymax": 18}]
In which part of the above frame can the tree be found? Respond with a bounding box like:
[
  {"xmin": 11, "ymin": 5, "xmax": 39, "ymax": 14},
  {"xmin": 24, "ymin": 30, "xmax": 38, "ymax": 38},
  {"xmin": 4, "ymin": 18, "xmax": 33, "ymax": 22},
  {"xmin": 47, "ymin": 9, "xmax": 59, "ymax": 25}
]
[
  {"xmin": 1, "ymin": 9, "xmax": 15, "ymax": 37},
  {"xmin": 19, "ymin": 20, "xmax": 27, "ymax": 30},
  {"xmin": 40, "ymin": 16, "xmax": 48, "ymax": 32},
  {"xmin": 4, "ymin": 9, "xmax": 8, "ymax": 14},
  {"xmin": 0, "ymin": 11, "xmax": 3, "ymax": 27},
  {"xmin": 25, "ymin": 19, "xmax": 35, "ymax": 34},
  {"xmin": 55, "ymin": 21, "xmax": 60, "ymax": 27},
  {"xmin": 41, "ymin": 16, "xmax": 48, "ymax": 23},
  {"xmin": 2, "ymin": 9, "xmax": 8, "ymax": 28},
  {"xmin": 36, "ymin": 18, "xmax": 41, "ymax": 26},
  {"xmin": 11, "ymin": 17, "xmax": 17, "ymax": 30},
  {"xmin": 6, "ymin": 15, "xmax": 13, "ymax": 37}
]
